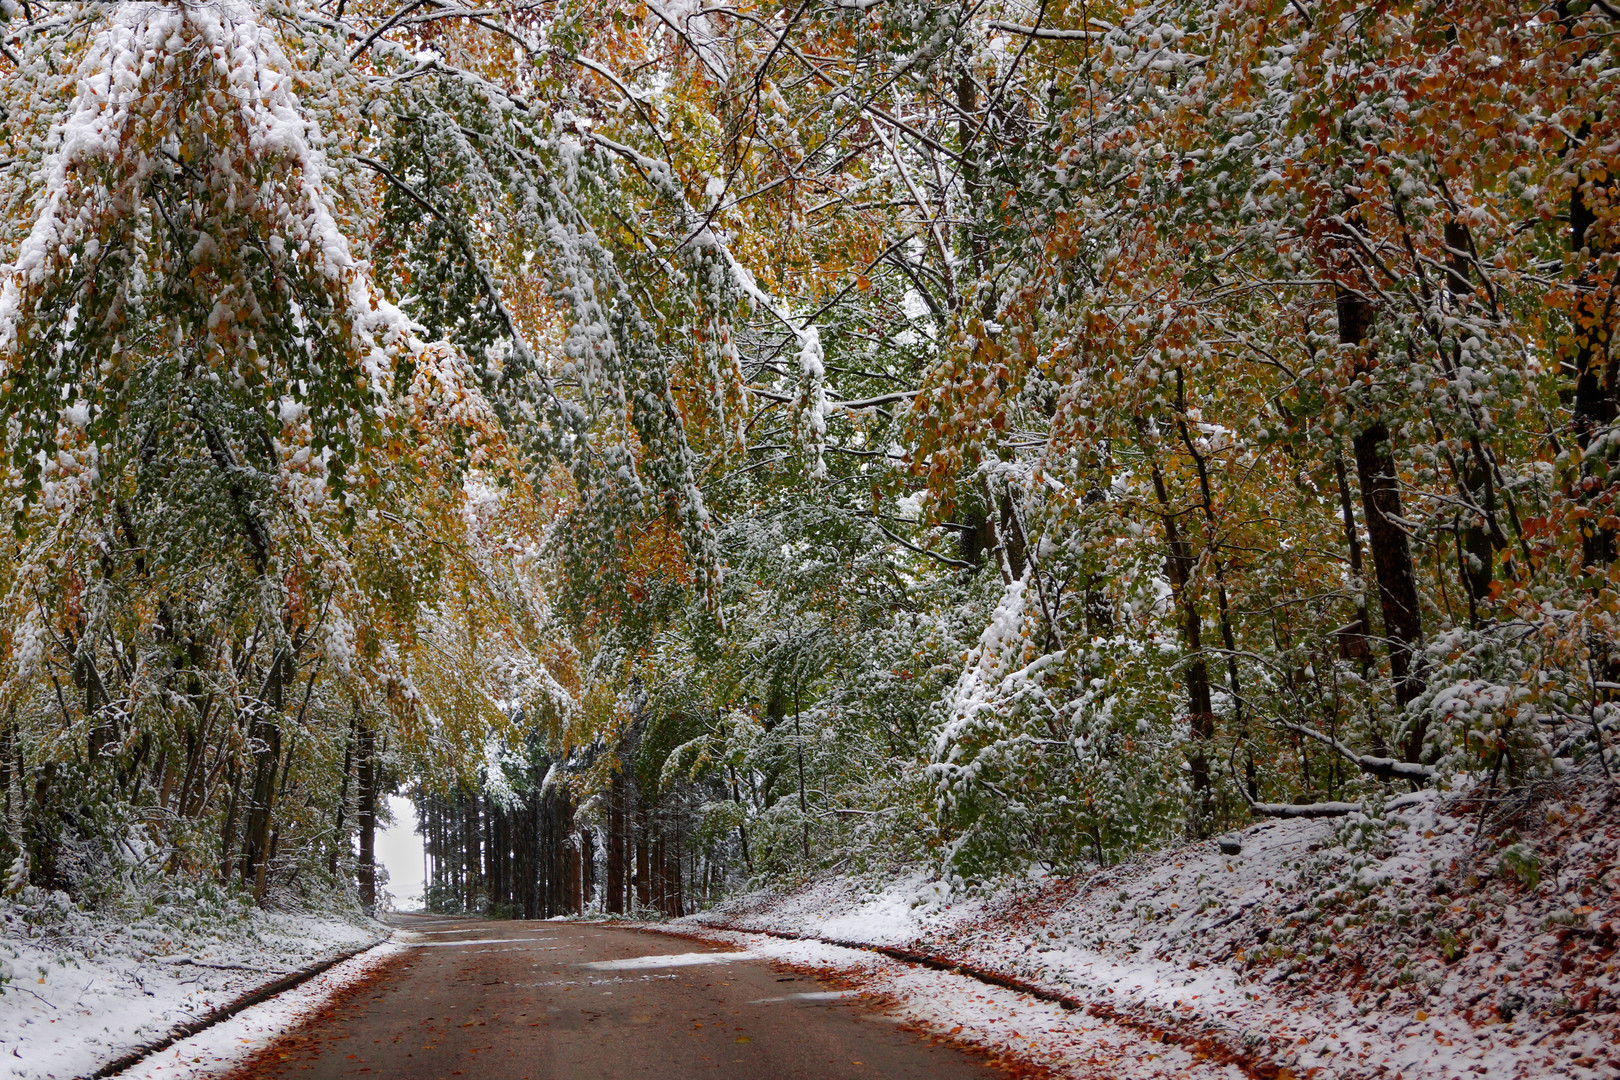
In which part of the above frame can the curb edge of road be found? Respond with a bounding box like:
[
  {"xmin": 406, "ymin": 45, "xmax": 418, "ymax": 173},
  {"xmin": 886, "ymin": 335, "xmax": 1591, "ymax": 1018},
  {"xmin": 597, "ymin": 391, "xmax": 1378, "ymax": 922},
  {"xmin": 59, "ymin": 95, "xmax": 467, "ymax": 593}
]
[
  {"xmin": 654, "ymin": 920, "xmax": 1287, "ymax": 1080},
  {"xmin": 84, "ymin": 934, "xmax": 395, "ymax": 1080}
]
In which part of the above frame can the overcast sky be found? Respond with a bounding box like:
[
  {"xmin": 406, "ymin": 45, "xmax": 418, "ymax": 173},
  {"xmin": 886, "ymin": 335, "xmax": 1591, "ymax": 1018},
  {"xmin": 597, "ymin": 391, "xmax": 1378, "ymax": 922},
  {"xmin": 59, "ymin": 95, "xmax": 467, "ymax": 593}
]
[{"xmin": 376, "ymin": 795, "xmax": 426, "ymax": 910}]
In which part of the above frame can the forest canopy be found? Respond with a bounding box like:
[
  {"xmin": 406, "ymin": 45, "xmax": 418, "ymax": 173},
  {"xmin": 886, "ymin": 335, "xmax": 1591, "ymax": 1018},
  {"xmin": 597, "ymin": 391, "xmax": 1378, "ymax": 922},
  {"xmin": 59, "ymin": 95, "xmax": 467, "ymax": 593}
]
[{"xmin": 0, "ymin": 0, "xmax": 1616, "ymax": 914}]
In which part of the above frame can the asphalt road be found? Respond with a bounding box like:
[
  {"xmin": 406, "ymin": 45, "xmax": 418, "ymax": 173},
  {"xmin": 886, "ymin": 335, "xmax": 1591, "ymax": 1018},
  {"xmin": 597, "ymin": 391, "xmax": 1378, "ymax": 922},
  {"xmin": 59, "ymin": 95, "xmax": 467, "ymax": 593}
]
[{"xmin": 226, "ymin": 915, "xmax": 1003, "ymax": 1080}]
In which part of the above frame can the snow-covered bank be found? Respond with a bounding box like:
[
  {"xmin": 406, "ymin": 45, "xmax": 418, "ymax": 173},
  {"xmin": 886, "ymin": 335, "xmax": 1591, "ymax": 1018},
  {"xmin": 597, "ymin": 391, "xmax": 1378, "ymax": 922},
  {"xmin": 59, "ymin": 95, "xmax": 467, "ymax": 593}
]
[
  {"xmin": 0, "ymin": 891, "xmax": 386, "ymax": 1079},
  {"xmin": 680, "ymin": 778, "xmax": 1620, "ymax": 1079},
  {"xmin": 113, "ymin": 940, "xmax": 411, "ymax": 1080},
  {"xmin": 657, "ymin": 926, "xmax": 1252, "ymax": 1079}
]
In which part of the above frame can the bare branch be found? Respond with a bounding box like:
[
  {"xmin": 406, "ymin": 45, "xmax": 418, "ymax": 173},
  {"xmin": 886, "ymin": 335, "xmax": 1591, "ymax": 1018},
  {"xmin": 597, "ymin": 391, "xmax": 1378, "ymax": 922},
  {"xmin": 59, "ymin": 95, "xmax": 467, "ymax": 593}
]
[
  {"xmin": 1278, "ymin": 719, "xmax": 1437, "ymax": 783},
  {"xmin": 984, "ymin": 19, "xmax": 1103, "ymax": 39},
  {"xmin": 830, "ymin": 389, "xmax": 921, "ymax": 412},
  {"xmin": 349, "ymin": 0, "xmax": 431, "ymax": 61},
  {"xmin": 1246, "ymin": 800, "xmax": 1364, "ymax": 818},
  {"xmin": 868, "ymin": 518, "xmax": 972, "ymax": 569}
]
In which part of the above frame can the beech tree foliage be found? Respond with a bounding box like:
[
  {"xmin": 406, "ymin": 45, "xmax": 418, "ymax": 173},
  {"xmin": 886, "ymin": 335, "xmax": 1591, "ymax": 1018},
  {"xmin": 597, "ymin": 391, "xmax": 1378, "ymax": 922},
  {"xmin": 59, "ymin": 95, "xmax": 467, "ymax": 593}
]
[{"xmin": 1, "ymin": 0, "xmax": 1616, "ymax": 913}]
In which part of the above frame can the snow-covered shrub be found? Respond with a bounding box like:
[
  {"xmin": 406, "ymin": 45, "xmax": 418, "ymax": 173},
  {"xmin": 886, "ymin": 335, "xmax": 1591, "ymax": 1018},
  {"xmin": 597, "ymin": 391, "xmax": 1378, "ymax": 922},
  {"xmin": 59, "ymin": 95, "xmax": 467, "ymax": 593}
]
[
  {"xmin": 931, "ymin": 577, "xmax": 1187, "ymax": 878},
  {"xmin": 1497, "ymin": 844, "xmax": 1542, "ymax": 890},
  {"xmin": 1417, "ymin": 618, "xmax": 1620, "ymax": 784}
]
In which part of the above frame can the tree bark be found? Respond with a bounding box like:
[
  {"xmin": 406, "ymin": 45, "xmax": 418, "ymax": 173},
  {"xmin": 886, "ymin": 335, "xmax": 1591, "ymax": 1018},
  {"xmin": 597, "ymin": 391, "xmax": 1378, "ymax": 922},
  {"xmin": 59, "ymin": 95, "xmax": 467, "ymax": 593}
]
[
  {"xmin": 464, "ymin": 796, "xmax": 480, "ymax": 913},
  {"xmin": 356, "ymin": 718, "xmax": 377, "ymax": 911},
  {"xmin": 78, "ymin": 646, "xmax": 112, "ymax": 765},
  {"xmin": 330, "ymin": 717, "xmax": 354, "ymax": 876},
  {"xmin": 1332, "ymin": 448, "xmax": 1374, "ymax": 672},
  {"xmin": 580, "ymin": 827, "xmax": 594, "ymax": 912},
  {"xmin": 219, "ymin": 762, "xmax": 241, "ymax": 881},
  {"xmin": 1568, "ymin": 161, "xmax": 1619, "ymax": 566},
  {"xmin": 1339, "ymin": 287, "xmax": 1427, "ymax": 761},
  {"xmin": 607, "ymin": 769, "xmax": 625, "ymax": 914},
  {"xmin": 1175, "ymin": 380, "xmax": 1246, "ymax": 774},
  {"xmin": 635, "ymin": 806, "xmax": 650, "ymax": 910},
  {"xmin": 1139, "ymin": 431, "xmax": 1216, "ymax": 833},
  {"xmin": 729, "ymin": 762, "xmax": 752, "ymax": 874}
]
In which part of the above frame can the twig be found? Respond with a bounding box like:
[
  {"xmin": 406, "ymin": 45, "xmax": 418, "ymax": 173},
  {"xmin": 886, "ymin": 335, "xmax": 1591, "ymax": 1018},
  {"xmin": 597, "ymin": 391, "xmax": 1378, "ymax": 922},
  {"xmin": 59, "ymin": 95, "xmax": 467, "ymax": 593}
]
[
  {"xmin": 9, "ymin": 984, "xmax": 56, "ymax": 1008},
  {"xmin": 985, "ymin": 19, "xmax": 1102, "ymax": 39},
  {"xmin": 1277, "ymin": 719, "xmax": 1436, "ymax": 783},
  {"xmin": 1473, "ymin": 745, "xmax": 1505, "ymax": 848},
  {"xmin": 154, "ymin": 957, "xmax": 294, "ymax": 974},
  {"xmin": 869, "ymin": 519, "xmax": 970, "ymax": 569}
]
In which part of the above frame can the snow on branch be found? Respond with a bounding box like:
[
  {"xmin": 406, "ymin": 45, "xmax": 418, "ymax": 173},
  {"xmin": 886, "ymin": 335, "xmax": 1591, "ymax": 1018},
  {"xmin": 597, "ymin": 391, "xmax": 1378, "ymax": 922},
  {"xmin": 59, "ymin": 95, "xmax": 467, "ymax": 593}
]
[
  {"xmin": 1244, "ymin": 799, "xmax": 1366, "ymax": 819},
  {"xmin": 585, "ymin": 129, "xmax": 830, "ymax": 475},
  {"xmin": 1279, "ymin": 720, "xmax": 1438, "ymax": 784},
  {"xmin": 985, "ymin": 20, "xmax": 1106, "ymax": 40}
]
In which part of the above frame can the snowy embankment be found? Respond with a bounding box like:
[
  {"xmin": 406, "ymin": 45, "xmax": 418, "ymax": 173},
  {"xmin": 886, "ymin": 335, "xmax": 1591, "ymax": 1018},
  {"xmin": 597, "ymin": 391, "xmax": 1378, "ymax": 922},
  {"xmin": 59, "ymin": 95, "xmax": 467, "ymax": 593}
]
[
  {"xmin": 0, "ymin": 893, "xmax": 387, "ymax": 1079},
  {"xmin": 680, "ymin": 779, "xmax": 1619, "ymax": 1079}
]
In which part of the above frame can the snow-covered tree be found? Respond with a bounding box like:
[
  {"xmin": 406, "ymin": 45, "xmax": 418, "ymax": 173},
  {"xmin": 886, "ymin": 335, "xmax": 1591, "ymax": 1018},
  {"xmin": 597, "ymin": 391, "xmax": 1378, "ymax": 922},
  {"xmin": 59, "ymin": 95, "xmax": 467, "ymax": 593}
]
[{"xmin": 4, "ymin": 0, "xmax": 1616, "ymax": 912}]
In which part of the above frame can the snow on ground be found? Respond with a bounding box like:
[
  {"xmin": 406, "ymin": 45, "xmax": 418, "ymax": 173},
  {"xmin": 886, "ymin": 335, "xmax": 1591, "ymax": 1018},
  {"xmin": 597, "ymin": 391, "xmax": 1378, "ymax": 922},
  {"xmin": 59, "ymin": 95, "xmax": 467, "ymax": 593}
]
[
  {"xmin": 680, "ymin": 775, "xmax": 1620, "ymax": 1079},
  {"xmin": 114, "ymin": 941, "xmax": 409, "ymax": 1080},
  {"xmin": 664, "ymin": 928, "xmax": 1253, "ymax": 1079},
  {"xmin": 0, "ymin": 892, "xmax": 386, "ymax": 1080}
]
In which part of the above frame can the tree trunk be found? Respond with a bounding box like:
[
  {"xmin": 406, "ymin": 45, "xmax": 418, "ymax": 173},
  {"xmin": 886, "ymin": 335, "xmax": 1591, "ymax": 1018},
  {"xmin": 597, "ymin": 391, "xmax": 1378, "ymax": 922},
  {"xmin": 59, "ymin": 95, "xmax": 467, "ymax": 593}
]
[
  {"xmin": 793, "ymin": 683, "xmax": 809, "ymax": 863},
  {"xmin": 25, "ymin": 761, "xmax": 58, "ymax": 888},
  {"xmin": 330, "ymin": 719, "xmax": 354, "ymax": 876},
  {"xmin": 486, "ymin": 798, "xmax": 495, "ymax": 909},
  {"xmin": 580, "ymin": 827, "xmax": 594, "ymax": 912},
  {"xmin": 1340, "ymin": 287, "xmax": 1427, "ymax": 760},
  {"xmin": 240, "ymin": 716, "xmax": 282, "ymax": 898},
  {"xmin": 652, "ymin": 833, "xmax": 665, "ymax": 915},
  {"xmin": 240, "ymin": 649, "xmax": 290, "ymax": 899},
  {"xmin": 1568, "ymin": 162, "xmax": 1619, "ymax": 566},
  {"xmin": 78, "ymin": 647, "xmax": 112, "ymax": 765},
  {"xmin": 671, "ymin": 811, "xmax": 684, "ymax": 918},
  {"xmin": 635, "ymin": 808, "xmax": 650, "ymax": 910},
  {"xmin": 1440, "ymin": 220, "xmax": 1501, "ymax": 616},
  {"xmin": 464, "ymin": 797, "xmax": 480, "ymax": 913},
  {"xmin": 1458, "ymin": 464, "xmax": 1497, "ymax": 613},
  {"xmin": 356, "ymin": 719, "xmax": 377, "ymax": 910},
  {"xmin": 1174, "ymin": 380, "xmax": 1247, "ymax": 785},
  {"xmin": 1332, "ymin": 448, "xmax": 1374, "ymax": 670},
  {"xmin": 729, "ymin": 763, "xmax": 751, "ymax": 874},
  {"xmin": 1141, "ymin": 440, "xmax": 1216, "ymax": 833},
  {"xmin": 568, "ymin": 831, "xmax": 581, "ymax": 914},
  {"xmin": 219, "ymin": 761, "xmax": 241, "ymax": 881},
  {"xmin": 606, "ymin": 770, "xmax": 625, "ymax": 914}
]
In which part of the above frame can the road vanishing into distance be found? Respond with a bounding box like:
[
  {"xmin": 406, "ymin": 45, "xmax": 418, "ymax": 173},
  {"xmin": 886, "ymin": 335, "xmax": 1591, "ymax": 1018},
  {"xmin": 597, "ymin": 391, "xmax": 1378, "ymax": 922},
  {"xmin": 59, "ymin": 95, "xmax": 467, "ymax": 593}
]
[{"xmin": 225, "ymin": 914, "xmax": 1003, "ymax": 1080}]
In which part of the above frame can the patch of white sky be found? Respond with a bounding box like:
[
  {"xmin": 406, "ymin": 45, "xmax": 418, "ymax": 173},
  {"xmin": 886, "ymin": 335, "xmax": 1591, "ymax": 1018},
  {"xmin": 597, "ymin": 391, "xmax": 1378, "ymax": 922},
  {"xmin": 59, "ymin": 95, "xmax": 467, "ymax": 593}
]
[{"xmin": 377, "ymin": 795, "xmax": 426, "ymax": 910}]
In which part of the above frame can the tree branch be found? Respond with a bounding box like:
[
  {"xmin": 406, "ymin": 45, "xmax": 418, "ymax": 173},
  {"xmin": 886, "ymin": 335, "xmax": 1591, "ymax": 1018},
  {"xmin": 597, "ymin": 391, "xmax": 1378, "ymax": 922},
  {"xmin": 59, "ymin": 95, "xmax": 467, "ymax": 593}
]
[
  {"xmin": 354, "ymin": 154, "xmax": 568, "ymax": 418},
  {"xmin": 869, "ymin": 519, "xmax": 971, "ymax": 569},
  {"xmin": 1246, "ymin": 800, "xmax": 1364, "ymax": 818},
  {"xmin": 1278, "ymin": 719, "xmax": 1437, "ymax": 783},
  {"xmin": 985, "ymin": 19, "xmax": 1102, "ymax": 39}
]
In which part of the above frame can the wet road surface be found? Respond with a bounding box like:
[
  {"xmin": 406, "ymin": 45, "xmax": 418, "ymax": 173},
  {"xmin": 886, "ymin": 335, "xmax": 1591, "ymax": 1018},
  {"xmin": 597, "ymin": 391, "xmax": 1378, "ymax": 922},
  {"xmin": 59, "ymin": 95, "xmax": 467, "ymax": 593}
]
[{"xmin": 229, "ymin": 914, "xmax": 1003, "ymax": 1080}]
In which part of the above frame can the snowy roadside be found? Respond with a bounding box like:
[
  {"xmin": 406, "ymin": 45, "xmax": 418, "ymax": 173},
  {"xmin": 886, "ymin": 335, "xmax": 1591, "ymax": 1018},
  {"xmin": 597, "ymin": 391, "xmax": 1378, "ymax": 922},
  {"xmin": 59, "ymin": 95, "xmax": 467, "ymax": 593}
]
[
  {"xmin": 111, "ymin": 940, "xmax": 410, "ymax": 1080},
  {"xmin": 0, "ymin": 894, "xmax": 389, "ymax": 1080},
  {"xmin": 655, "ymin": 925, "xmax": 1258, "ymax": 1079},
  {"xmin": 678, "ymin": 778, "xmax": 1620, "ymax": 1079}
]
